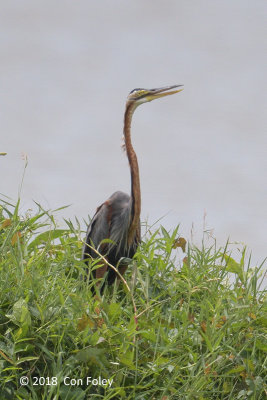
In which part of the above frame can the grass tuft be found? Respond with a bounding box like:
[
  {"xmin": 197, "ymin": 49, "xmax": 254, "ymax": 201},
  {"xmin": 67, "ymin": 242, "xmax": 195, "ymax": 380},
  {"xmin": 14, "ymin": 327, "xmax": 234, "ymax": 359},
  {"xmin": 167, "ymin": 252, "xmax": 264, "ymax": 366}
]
[{"xmin": 0, "ymin": 198, "xmax": 266, "ymax": 399}]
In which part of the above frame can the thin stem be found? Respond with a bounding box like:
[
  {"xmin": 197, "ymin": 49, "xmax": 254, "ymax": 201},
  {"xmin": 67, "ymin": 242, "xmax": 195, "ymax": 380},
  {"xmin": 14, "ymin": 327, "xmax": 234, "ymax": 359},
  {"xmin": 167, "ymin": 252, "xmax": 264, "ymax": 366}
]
[{"xmin": 83, "ymin": 241, "xmax": 138, "ymax": 331}]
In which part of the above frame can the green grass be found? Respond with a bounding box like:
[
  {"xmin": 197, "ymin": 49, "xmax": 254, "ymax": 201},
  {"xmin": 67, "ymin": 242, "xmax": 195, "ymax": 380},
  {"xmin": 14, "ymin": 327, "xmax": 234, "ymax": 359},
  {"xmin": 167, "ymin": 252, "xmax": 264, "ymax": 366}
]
[{"xmin": 0, "ymin": 197, "xmax": 266, "ymax": 400}]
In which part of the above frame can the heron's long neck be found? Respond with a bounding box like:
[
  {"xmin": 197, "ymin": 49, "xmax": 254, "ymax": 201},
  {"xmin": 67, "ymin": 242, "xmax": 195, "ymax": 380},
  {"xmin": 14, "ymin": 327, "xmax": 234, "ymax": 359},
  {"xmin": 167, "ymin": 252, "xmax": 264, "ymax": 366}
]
[{"xmin": 124, "ymin": 102, "xmax": 141, "ymax": 245}]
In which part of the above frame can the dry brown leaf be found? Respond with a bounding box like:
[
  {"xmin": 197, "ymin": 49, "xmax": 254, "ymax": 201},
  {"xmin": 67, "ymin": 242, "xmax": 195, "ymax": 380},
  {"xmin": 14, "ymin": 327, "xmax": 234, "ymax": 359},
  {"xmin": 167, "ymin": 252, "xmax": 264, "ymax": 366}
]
[
  {"xmin": 1, "ymin": 219, "xmax": 11, "ymax": 229},
  {"xmin": 188, "ymin": 313, "xmax": 195, "ymax": 323},
  {"xmin": 172, "ymin": 237, "xmax": 187, "ymax": 252},
  {"xmin": 200, "ymin": 321, "xmax": 207, "ymax": 332},
  {"xmin": 11, "ymin": 231, "xmax": 22, "ymax": 246},
  {"xmin": 77, "ymin": 314, "xmax": 95, "ymax": 331},
  {"xmin": 248, "ymin": 312, "xmax": 256, "ymax": 320}
]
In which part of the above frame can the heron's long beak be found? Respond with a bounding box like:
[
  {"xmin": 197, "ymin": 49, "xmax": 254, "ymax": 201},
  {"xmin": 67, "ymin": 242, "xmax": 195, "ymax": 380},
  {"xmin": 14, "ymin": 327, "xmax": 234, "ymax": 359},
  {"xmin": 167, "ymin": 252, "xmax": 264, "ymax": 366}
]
[{"xmin": 147, "ymin": 84, "xmax": 183, "ymax": 101}]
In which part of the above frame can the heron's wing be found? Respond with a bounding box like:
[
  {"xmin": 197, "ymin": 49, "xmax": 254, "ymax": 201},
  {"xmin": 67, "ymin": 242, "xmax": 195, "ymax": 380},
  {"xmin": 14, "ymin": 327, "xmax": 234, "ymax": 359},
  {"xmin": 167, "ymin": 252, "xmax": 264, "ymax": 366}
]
[
  {"xmin": 82, "ymin": 201, "xmax": 110, "ymax": 260},
  {"xmin": 82, "ymin": 191, "xmax": 132, "ymax": 261}
]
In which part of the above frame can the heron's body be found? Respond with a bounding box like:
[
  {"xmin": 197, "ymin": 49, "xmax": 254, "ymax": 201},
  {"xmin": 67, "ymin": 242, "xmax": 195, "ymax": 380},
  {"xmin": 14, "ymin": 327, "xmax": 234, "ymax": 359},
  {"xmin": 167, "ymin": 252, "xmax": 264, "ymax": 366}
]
[
  {"xmin": 82, "ymin": 85, "xmax": 183, "ymax": 293},
  {"xmin": 82, "ymin": 191, "xmax": 140, "ymax": 286}
]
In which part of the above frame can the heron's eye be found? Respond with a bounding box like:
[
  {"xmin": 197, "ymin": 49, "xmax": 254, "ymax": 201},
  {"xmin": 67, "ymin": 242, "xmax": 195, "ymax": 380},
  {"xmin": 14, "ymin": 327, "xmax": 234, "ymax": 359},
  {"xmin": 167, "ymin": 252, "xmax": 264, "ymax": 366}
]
[{"xmin": 129, "ymin": 88, "xmax": 145, "ymax": 95}]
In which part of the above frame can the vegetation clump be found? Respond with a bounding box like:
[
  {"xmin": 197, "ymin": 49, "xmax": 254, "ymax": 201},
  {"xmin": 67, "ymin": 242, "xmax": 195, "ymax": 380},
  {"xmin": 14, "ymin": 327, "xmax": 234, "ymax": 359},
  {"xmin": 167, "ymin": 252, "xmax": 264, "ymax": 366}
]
[{"xmin": 0, "ymin": 198, "xmax": 266, "ymax": 399}]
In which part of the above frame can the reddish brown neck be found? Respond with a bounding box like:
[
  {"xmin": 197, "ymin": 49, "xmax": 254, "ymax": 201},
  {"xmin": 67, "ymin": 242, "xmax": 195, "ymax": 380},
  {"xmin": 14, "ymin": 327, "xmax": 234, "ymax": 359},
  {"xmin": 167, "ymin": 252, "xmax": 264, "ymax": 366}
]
[{"xmin": 124, "ymin": 101, "xmax": 141, "ymax": 245}]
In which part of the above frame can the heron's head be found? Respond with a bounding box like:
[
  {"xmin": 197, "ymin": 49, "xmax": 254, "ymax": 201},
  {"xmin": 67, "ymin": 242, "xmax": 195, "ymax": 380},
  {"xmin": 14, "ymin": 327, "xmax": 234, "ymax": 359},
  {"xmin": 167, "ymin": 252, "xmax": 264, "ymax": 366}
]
[{"xmin": 126, "ymin": 85, "xmax": 183, "ymax": 109}]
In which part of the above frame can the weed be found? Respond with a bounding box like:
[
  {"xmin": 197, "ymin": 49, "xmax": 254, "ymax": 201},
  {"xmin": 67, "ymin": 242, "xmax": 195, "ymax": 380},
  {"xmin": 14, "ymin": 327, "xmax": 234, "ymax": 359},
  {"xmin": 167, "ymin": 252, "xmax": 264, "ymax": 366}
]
[{"xmin": 0, "ymin": 198, "xmax": 266, "ymax": 399}]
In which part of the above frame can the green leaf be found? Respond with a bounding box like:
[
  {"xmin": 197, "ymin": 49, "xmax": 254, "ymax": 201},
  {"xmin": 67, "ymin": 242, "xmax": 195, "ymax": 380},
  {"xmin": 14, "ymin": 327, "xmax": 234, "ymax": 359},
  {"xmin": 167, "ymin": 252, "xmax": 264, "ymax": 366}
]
[
  {"xmin": 6, "ymin": 298, "xmax": 31, "ymax": 339},
  {"xmin": 222, "ymin": 254, "xmax": 244, "ymax": 283},
  {"xmin": 160, "ymin": 226, "xmax": 170, "ymax": 239},
  {"xmin": 255, "ymin": 339, "xmax": 267, "ymax": 352},
  {"xmin": 16, "ymin": 356, "xmax": 39, "ymax": 365},
  {"xmin": 140, "ymin": 330, "xmax": 157, "ymax": 343},
  {"xmin": 226, "ymin": 365, "xmax": 246, "ymax": 375},
  {"xmin": 59, "ymin": 386, "xmax": 86, "ymax": 400},
  {"xmin": 6, "ymin": 299, "xmax": 31, "ymax": 328},
  {"xmin": 119, "ymin": 350, "xmax": 135, "ymax": 370},
  {"xmin": 25, "ymin": 212, "xmax": 46, "ymax": 228},
  {"xmin": 213, "ymin": 330, "xmax": 225, "ymax": 350},
  {"xmin": 28, "ymin": 229, "xmax": 68, "ymax": 250},
  {"xmin": 107, "ymin": 303, "xmax": 121, "ymax": 321},
  {"xmin": 254, "ymin": 316, "xmax": 267, "ymax": 327},
  {"xmin": 75, "ymin": 347, "xmax": 109, "ymax": 369},
  {"xmin": 200, "ymin": 331, "xmax": 213, "ymax": 352}
]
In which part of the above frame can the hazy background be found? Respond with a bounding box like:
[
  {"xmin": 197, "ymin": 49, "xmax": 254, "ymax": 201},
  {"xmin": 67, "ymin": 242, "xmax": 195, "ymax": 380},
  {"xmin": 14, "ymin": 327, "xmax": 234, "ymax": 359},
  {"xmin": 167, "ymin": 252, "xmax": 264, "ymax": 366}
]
[{"xmin": 1, "ymin": 1, "xmax": 266, "ymax": 270}]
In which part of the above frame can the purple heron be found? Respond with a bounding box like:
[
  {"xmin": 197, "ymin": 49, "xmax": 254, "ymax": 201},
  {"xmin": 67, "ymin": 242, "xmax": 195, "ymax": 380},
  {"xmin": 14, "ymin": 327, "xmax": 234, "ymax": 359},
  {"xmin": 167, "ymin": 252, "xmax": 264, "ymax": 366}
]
[{"xmin": 82, "ymin": 85, "xmax": 183, "ymax": 293}]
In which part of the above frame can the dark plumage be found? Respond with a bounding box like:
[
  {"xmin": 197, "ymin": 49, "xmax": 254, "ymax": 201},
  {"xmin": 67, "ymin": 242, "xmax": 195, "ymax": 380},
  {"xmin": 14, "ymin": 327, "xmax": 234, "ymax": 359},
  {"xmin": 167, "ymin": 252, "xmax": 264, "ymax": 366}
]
[{"xmin": 82, "ymin": 191, "xmax": 140, "ymax": 289}]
